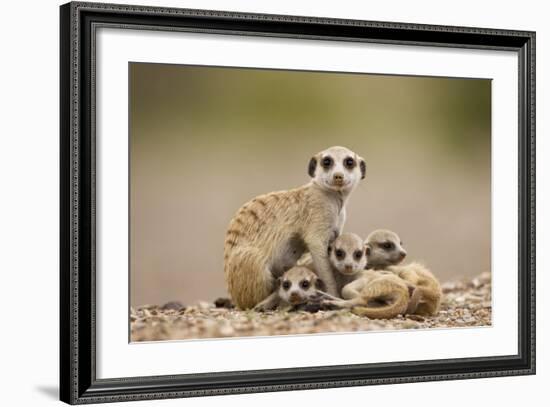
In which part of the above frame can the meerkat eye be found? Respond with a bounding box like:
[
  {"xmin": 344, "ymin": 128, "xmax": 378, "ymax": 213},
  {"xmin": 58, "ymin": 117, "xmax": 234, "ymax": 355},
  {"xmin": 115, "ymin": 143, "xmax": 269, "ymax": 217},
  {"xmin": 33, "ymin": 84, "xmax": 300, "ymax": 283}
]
[
  {"xmin": 344, "ymin": 157, "xmax": 356, "ymax": 169},
  {"xmin": 282, "ymin": 281, "xmax": 291, "ymax": 290},
  {"xmin": 354, "ymin": 250, "xmax": 363, "ymax": 260},
  {"xmin": 335, "ymin": 249, "xmax": 345, "ymax": 260},
  {"xmin": 381, "ymin": 242, "xmax": 395, "ymax": 250},
  {"xmin": 300, "ymin": 280, "xmax": 310, "ymax": 289},
  {"xmin": 321, "ymin": 156, "xmax": 333, "ymax": 169}
]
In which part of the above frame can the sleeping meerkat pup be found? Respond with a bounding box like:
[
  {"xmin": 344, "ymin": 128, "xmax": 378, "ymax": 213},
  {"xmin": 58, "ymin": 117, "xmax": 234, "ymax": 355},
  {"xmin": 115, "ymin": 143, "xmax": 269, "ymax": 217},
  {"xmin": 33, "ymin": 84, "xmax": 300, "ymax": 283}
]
[
  {"xmin": 365, "ymin": 229, "xmax": 442, "ymax": 316},
  {"xmin": 253, "ymin": 266, "xmax": 331, "ymax": 312},
  {"xmin": 321, "ymin": 233, "xmax": 411, "ymax": 319},
  {"xmin": 224, "ymin": 146, "xmax": 366, "ymax": 309}
]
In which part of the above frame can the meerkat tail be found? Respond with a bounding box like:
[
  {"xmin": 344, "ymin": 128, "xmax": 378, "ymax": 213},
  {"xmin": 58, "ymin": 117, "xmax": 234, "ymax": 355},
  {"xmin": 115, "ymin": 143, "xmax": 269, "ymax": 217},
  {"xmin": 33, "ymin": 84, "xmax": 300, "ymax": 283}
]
[
  {"xmin": 225, "ymin": 246, "xmax": 273, "ymax": 310},
  {"xmin": 351, "ymin": 295, "xmax": 408, "ymax": 319},
  {"xmin": 351, "ymin": 278, "xmax": 409, "ymax": 319},
  {"xmin": 408, "ymin": 262, "xmax": 442, "ymax": 315},
  {"xmin": 415, "ymin": 286, "xmax": 442, "ymax": 315}
]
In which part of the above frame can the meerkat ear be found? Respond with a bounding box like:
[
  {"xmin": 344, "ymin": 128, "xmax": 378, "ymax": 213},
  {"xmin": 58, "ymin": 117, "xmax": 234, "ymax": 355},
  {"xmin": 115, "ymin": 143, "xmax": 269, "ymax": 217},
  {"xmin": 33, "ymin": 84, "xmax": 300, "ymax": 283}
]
[
  {"xmin": 308, "ymin": 156, "xmax": 317, "ymax": 178},
  {"xmin": 359, "ymin": 158, "xmax": 366, "ymax": 179},
  {"xmin": 365, "ymin": 244, "xmax": 371, "ymax": 256},
  {"xmin": 315, "ymin": 278, "xmax": 327, "ymax": 292},
  {"xmin": 327, "ymin": 244, "xmax": 333, "ymax": 255}
]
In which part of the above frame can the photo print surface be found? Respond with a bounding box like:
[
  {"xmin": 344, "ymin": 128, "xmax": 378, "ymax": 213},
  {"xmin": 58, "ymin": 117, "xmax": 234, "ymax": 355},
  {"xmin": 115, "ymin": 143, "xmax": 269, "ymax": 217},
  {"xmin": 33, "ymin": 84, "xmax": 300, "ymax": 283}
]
[{"xmin": 129, "ymin": 63, "xmax": 491, "ymax": 342}]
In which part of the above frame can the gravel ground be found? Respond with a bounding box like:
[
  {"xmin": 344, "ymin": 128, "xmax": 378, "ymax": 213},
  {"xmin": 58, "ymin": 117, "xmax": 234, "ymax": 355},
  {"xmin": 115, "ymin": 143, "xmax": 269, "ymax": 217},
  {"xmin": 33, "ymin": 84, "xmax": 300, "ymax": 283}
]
[{"xmin": 131, "ymin": 272, "xmax": 491, "ymax": 342}]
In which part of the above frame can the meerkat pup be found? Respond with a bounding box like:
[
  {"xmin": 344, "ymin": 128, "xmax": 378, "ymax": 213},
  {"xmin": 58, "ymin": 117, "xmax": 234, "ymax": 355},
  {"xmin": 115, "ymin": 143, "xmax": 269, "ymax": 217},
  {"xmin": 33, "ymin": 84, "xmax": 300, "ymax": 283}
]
[
  {"xmin": 253, "ymin": 266, "xmax": 331, "ymax": 312},
  {"xmin": 224, "ymin": 146, "xmax": 366, "ymax": 309},
  {"xmin": 365, "ymin": 229, "xmax": 442, "ymax": 316},
  {"xmin": 297, "ymin": 232, "xmax": 366, "ymax": 293},
  {"xmin": 320, "ymin": 233, "xmax": 411, "ymax": 319}
]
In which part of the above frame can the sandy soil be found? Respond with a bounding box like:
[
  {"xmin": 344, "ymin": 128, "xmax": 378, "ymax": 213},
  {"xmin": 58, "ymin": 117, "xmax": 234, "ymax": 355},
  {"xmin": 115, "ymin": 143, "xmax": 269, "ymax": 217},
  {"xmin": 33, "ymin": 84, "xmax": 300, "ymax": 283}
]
[{"xmin": 130, "ymin": 272, "xmax": 491, "ymax": 342}]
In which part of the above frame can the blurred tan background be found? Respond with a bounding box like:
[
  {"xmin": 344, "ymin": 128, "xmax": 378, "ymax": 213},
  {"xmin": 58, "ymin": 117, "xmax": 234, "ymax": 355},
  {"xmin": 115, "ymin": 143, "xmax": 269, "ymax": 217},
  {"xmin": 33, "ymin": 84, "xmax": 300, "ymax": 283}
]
[{"xmin": 130, "ymin": 63, "xmax": 491, "ymax": 307}]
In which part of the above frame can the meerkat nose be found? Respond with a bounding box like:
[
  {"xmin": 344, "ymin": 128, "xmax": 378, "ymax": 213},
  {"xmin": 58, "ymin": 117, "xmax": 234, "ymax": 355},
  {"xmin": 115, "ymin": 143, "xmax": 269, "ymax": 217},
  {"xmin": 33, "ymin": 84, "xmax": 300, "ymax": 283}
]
[
  {"xmin": 399, "ymin": 250, "xmax": 407, "ymax": 259},
  {"xmin": 333, "ymin": 173, "xmax": 344, "ymax": 182}
]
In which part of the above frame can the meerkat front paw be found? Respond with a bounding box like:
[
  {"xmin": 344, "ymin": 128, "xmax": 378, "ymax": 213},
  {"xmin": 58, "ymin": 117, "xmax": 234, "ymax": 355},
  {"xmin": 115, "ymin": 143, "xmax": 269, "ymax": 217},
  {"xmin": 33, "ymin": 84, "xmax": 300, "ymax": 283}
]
[{"xmin": 253, "ymin": 303, "xmax": 274, "ymax": 312}]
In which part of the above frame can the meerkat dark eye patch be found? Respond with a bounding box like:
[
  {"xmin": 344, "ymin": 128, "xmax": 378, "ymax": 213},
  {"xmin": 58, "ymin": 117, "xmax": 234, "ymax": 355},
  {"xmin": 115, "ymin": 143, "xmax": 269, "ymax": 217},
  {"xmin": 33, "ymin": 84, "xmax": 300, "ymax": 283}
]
[
  {"xmin": 344, "ymin": 156, "xmax": 356, "ymax": 169},
  {"xmin": 381, "ymin": 242, "xmax": 395, "ymax": 250},
  {"xmin": 282, "ymin": 280, "xmax": 291, "ymax": 290},
  {"xmin": 335, "ymin": 249, "xmax": 345, "ymax": 260},
  {"xmin": 360, "ymin": 159, "xmax": 366, "ymax": 179},
  {"xmin": 308, "ymin": 157, "xmax": 317, "ymax": 177},
  {"xmin": 354, "ymin": 250, "xmax": 363, "ymax": 260},
  {"xmin": 321, "ymin": 156, "xmax": 333, "ymax": 170},
  {"xmin": 300, "ymin": 279, "xmax": 310, "ymax": 289}
]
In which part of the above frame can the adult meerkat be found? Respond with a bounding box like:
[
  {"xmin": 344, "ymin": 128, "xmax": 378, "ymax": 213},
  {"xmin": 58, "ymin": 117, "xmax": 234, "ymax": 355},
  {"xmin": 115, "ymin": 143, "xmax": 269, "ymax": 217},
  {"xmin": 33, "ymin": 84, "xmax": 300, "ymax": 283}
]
[
  {"xmin": 365, "ymin": 229, "xmax": 442, "ymax": 315},
  {"xmin": 253, "ymin": 266, "xmax": 332, "ymax": 312},
  {"xmin": 321, "ymin": 233, "xmax": 412, "ymax": 319},
  {"xmin": 224, "ymin": 146, "xmax": 366, "ymax": 309}
]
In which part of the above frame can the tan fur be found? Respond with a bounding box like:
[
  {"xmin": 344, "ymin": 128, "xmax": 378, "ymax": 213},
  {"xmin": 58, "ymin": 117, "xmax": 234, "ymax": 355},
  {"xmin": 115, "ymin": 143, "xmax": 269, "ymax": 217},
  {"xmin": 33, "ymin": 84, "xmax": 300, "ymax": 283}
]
[
  {"xmin": 365, "ymin": 229, "xmax": 442, "ymax": 316},
  {"xmin": 326, "ymin": 269, "xmax": 411, "ymax": 319},
  {"xmin": 388, "ymin": 262, "xmax": 442, "ymax": 315},
  {"xmin": 224, "ymin": 146, "xmax": 366, "ymax": 309},
  {"xmin": 304, "ymin": 233, "xmax": 410, "ymax": 319}
]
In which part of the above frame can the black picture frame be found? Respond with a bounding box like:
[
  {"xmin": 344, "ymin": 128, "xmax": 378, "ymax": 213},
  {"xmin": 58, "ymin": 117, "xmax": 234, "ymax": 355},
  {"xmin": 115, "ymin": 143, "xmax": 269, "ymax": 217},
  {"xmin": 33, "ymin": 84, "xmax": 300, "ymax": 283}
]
[{"xmin": 60, "ymin": 1, "xmax": 536, "ymax": 404}]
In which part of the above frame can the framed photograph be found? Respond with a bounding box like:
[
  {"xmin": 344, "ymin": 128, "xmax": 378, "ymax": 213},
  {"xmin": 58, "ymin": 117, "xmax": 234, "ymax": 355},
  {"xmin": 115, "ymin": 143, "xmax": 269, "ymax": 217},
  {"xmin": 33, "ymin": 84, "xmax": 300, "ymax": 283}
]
[{"xmin": 60, "ymin": 1, "xmax": 535, "ymax": 404}]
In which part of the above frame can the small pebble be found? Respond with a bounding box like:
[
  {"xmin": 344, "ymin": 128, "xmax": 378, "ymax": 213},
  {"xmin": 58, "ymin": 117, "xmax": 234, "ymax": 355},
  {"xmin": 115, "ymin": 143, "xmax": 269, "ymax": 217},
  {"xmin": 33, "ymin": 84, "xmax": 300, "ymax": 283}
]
[
  {"xmin": 214, "ymin": 297, "xmax": 235, "ymax": 309},
  {"xmin": 161, "ymin": 301, "xmax": 186, "ymax": 311},
  {"xmin": 218, "ymin": 324, "xmax": 235, "ymax": 336}
]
